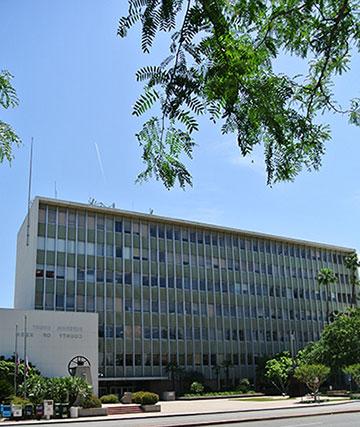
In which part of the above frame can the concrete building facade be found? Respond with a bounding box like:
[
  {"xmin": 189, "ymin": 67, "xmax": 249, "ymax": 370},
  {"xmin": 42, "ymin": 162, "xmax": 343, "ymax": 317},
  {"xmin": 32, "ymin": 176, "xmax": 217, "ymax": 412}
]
[
  {"xmin": 15, "ymin": 197, "xmax": 355, "ymax": 394},
  {"xmin": 0, "ymin": 308, "xmax": 98, "ymax": 394}
]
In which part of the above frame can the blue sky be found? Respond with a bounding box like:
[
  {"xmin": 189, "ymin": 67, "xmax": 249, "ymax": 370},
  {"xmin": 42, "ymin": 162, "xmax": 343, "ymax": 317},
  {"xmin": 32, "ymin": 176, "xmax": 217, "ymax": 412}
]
[{"xmin": 1, "ymin": 1, "xmax": 359, "ymax": 308}]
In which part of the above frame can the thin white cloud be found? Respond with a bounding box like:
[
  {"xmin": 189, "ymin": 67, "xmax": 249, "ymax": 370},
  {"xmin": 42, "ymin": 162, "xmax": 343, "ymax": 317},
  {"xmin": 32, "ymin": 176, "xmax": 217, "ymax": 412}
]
[{"xmin": 94, "ymin": 142, "xmax": 106, "ymax": 184}]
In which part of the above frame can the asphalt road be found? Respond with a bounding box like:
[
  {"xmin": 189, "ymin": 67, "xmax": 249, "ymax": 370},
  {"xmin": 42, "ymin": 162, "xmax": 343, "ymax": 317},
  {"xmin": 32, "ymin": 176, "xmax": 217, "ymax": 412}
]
[{"xmin": 211, "ymin": 412, "xmax": 360, "ymax": 426}]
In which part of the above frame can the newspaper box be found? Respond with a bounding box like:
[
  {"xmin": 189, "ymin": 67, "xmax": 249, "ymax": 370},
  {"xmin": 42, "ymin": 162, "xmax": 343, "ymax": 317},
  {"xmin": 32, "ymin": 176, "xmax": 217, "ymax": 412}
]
[
  {"xmin": 36, "ymin": 404, "xmax": 44, "ymax": 419},
  {"xmin": 2, "ymin": 405, "xmax": 12, "ymax": 418},
  {"xmin": 24, "ymin": 404, "xmax": 34, "ymax": 418},
  {"xmin": 43, "ymin": 400, "xmax": 54, "ymax": 419},
  {"xmin": 11, "ymin": 404, "xmax": 22, "ymax": 419}
]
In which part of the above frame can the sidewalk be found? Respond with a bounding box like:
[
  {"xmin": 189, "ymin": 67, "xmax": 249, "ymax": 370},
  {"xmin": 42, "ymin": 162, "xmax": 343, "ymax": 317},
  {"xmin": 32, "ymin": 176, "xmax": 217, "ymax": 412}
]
[{"xmin": 1, "ymin": 397, "xmax": 359, "ymax": 426}]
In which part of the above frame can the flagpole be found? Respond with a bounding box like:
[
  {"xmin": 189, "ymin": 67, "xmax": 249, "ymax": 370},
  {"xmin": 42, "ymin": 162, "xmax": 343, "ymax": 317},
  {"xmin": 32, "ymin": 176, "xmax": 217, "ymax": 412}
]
[
  {"xmin": 26, "ymin": 138, "xmax": 34, "ymax": 247},
  {"xmin": 23, "ymin": 315, "xmax": 27, "ymax": 397},
  {"xmin": 14, "ymin": 324, "xmax": 18, "ymax": 395}
]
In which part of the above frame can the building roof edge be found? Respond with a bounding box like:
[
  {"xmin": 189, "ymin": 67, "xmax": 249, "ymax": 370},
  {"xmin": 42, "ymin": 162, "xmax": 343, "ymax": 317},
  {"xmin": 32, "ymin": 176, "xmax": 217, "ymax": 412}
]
[{"xmin": 34, "ymin": 196, "xmax": 355, "ymax": 253}]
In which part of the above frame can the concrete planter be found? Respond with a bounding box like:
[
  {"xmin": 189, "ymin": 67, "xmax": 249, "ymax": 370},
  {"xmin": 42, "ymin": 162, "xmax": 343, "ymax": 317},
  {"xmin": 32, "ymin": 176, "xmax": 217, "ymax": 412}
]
[
  {"xmin": 162, "ymin": 391, "xmax": 176, "ymax": 401},
  {"xmin": 141, "ymin": 404, "xmax": 161, "ymax": 412},
  {"xmin": 78, "ymin": 407, "xmax": 108, "ymax": 417}
]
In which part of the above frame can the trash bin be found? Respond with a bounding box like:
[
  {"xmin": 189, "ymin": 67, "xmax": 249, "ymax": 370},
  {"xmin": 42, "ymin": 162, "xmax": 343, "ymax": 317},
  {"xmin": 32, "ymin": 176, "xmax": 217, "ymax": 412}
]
[
  {"xmin": 61, "ymin": 403, "xmax": 69, "ymax": 418},
  {"xmin": 2, "ymin": 405, "xmax": 12, "ymax": 419},
  {"xmin": 54, "ymin": 403, "xmax": 62, "ymax": 418},
  {"xmin": 70, "ymin": 406, "xmax": 79, "ymax": 418},
  {"xmin": 24, "ymin": 404, "xmax": 34, "ymax": 419},
  {"xmin": 36, "ymin": 404, "xmax": 44, "ymax": 420}
]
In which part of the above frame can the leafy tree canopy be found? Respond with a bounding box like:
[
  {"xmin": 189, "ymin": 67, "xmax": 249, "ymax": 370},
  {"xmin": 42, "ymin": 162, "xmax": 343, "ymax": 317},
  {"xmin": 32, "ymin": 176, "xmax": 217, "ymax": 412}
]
[
  {"xmin": 294, "ymin": 364, "xmax": 330, "ymax": 399},
  {"xmin": 300, "ymin": 308, "xmax": 360, "ymax": 369},
  {"xmin": 0, "ymin": 356, "xmax": 39, "ymax": 384},
  {"xmin": 119, "ymin": 0, "xmax": 360, "ymax": 189},
  {"xmin": 0, "ymin": 70, "xmax": 21, "ymax": 164},
  {"xmin": 264, "ymin": 351, "xmax": 293, "ymax": 395},
  {"xmin": 343, "ymin": 363, "xmax": 360, "ymax": 388},
  {"xmin": 317, "ymin": 267, "xmax": 337, "ymax": 288}
]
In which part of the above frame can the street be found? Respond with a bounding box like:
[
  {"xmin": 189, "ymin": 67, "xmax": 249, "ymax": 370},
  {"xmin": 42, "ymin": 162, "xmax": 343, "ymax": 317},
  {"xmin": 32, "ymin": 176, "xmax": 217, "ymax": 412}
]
[{"xmin": 211, "ymin": 413, "xmax": 360, "ymax": 426}]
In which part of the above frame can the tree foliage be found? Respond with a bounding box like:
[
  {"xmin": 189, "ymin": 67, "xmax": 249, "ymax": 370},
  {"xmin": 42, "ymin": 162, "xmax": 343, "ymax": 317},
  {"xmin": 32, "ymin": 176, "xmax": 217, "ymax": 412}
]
[
  {"xmin": 294, "ymin": 364, "xmax": 330, "ymax": 400},
  {"xmin": 0, "ymin": 356, "xmax": 39, "ymax": 385},
  {"xmin": 317, "ymin": 267, "xmax": 337, "ymax": 322},
  {"xmin": 0, "ymin": 70, "xmax": 21, "ymax": 164},
  {"xmin": 0, "ymin": 379, "xmax": 14, "ymax": 403},
  {"xmin": 20, "ymin": 375, "xmax": 92, "ymax": 405},
  {"xmin": 343, "ymin": 364, "xmax": 360, "ymax": 388},
  {"xmin": 344, "ymin": 251, "xmax": 360, "ymax": 307},
  {"xmin": 264, "ymin": 352, "xmax": 293, "ymax": 395},
  {"xmin": 300, "ymin": 308, "xmax": 360, "ymax": 370},
  {"xmin": 119, "ymin": 0, "xmax": 360, "ymax": 189}
]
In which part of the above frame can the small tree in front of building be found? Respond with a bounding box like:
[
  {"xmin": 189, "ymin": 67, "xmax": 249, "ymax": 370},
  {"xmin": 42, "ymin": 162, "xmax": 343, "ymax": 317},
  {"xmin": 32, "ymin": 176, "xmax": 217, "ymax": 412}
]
[
  {"xmin": 221, "ymin": 359, "xmax": 234, "ymax": 389},
  {"xmin": 264, "ymin": 352, "xmax": 293, "ymax": 396},
  {"xmin": 343, "ymin": 364, "xmax": 360, "ymax": 391},
  {"xmin": 212, "ymin": 364, "xmax": 222, "ymax": 391},
  {"xmin": 294, "ymin": 364, "xmax": 330, "ymax": 402}
]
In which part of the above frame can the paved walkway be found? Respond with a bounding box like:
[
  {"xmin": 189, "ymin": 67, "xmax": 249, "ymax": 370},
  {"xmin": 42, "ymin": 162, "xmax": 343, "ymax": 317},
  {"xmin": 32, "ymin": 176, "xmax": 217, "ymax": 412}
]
[{"xmin": 1, "ymin": 396, "xmax": 358, "ymax": 425}]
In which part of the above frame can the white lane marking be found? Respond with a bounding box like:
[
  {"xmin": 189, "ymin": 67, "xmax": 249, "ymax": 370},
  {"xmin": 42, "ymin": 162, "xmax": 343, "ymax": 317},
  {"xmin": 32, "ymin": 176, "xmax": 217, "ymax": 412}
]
[{"xmin": 282, "ymin": 423, "xmax": 324, "ymax": 427}]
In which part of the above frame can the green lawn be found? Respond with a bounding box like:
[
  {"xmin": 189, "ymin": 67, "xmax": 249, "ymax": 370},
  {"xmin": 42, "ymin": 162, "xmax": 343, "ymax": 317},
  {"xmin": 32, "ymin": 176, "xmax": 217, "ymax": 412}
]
[{"xmin": 232, "ymin": 397, "xmax": 294, "ymax": 402}]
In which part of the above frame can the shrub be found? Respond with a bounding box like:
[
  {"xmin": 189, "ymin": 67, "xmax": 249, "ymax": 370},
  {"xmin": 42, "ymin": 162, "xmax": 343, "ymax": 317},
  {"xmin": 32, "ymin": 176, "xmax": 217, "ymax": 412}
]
[
  {"xmin": 190, "ymin": 382, "xmax": 204, "ymax": 394},
  {"xmin": 132, "ymin": 391, "xmax": 159, "ymax": 405},
  {"xmin": 100, "ymin": 394, "xmax": 119, "ymax": 404},
  {"xmin": 81, "ymin": 394, "xmax": 102, "ymax": 409},
  {"xmin": 0, "ymin": 379, "xmax": 14, "ymax": 403},
  {"xmin": 20, "ymin": 375, "xmax": 92, "ymax": 406},
  {"xmin": 236, "ymin": 378, "xmax": 251, "ymax": 393},
  {"xmin": 10, "ymin": 396, "xmax": 32, "ymax": 406}
]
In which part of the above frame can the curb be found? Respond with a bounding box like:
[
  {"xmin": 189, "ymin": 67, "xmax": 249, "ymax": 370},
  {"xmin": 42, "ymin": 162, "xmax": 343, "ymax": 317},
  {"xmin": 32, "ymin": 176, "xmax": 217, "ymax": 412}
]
[
  {"xmin": 163, "ymin": 408, "xmax": 360, "ymax": 427},
  {"xmin": 0, "ymin": 400, "xmax": 359, "ymax": 426}
]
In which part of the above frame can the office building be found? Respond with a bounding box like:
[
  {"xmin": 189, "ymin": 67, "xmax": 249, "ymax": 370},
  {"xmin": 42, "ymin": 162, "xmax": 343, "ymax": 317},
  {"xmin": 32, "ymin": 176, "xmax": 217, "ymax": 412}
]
[{"xmin": 14, "ymin": 197, "xmax": 355, "ymax": 394}]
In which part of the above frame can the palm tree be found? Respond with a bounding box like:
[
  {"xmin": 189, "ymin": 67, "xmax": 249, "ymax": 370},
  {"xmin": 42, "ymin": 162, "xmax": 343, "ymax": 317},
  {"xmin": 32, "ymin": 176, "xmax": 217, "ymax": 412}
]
[
  {"xmin": 221, "ymin": 359, "xmax": 234, "ymax": 389},
  {"xmin": 212, "ymin": 364, "xmax": 222, "ymax": 391},
  {"xmin": 166, "ymin": 362, "xmax": 181, "ymax": 391},
  {"xmin": 344, "ymin": 252, "xmax": 360, "ymax": 308},
  {"xmin": 317, "ymin": 267, "xmax": 337, "ymax": 323}
]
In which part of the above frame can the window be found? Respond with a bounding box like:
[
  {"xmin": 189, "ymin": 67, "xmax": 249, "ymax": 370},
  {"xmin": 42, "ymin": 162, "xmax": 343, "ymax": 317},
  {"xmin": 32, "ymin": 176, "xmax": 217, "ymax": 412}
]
[
  {"xmin": 48, "ymin": 209, "xmax": 57, "ymax": 224},
  {"xmin": 56, "ymin": 266, "xmax": 65, "ymax": 279},
  {"xmin": 106, "ymin": 244, "xmax": 113, "ymax": 257},
  {"xmin": 76, "ymin": 268, "xmax": 85, "ymax": 281},
  {"xmin": 37, "ymin": 237, "xmax": 45, "ymax": 250},
  {"xmin": 75, "ymin": 241, "xmax": 84, "ymax": 255},
  {"xmin": 123, "ymin": 247, "xmax": 131, "ymax": 259},
  {"xmin": 150, "ymin": 225, "xmax": 157, "ymax": 237},
  {"xmin": 46, "ymin": 238, "xmax": 55, "ymax": 251},
  {"xmin": 36, "ymin": 266, "xmax": 44, "ymax": 277},
  {"xmin": 39, "ymin": 207, "xmax": 46, "ymax": 223},
  {"xmin": 96, "ymin": 243, "xmax": 104, "ymax": 257},
  {"xmin": 115, "ymin": 220, "xmax": 122, "ymax": 233}
]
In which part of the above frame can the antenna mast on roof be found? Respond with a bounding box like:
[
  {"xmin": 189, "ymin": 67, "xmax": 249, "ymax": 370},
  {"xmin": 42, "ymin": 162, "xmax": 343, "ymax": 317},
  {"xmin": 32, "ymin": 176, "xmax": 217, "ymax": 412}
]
[{"xmin": 26, "ymin": 137, "xmax": 34, "ymax": 247}]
